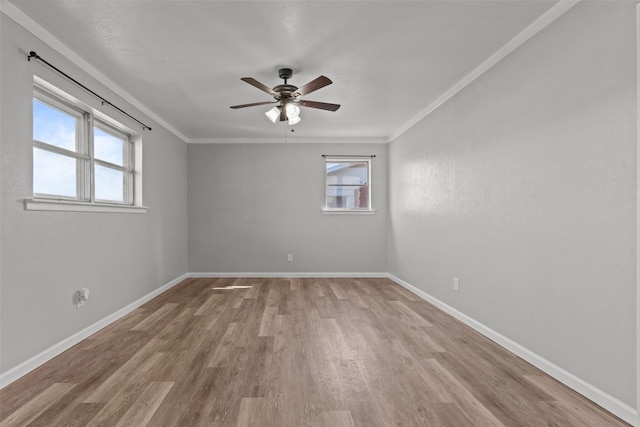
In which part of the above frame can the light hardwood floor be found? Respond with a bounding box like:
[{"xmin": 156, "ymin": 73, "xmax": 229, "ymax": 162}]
[{"xmin": 0, "ymin": 277, "xmax": 631, "ymax": 426}]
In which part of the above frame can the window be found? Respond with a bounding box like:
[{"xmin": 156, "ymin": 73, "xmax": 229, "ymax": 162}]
[
  {"xmin": 33, "ymin": 94, "xmax": 83, "ymax": 199},
  {"xmin": 93, "ymin": 123, "xmax": 131, "ymax": 203},
  {"xmin": 30, "ymin": 81, "xmax": 143, "ymax": 212},
  {"xmin": 324, "ymin": 158, "xmax": 373, "ymax": 213}
]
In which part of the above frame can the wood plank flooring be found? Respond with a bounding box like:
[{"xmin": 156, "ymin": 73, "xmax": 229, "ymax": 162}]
[{"xmin": 0, "ymin": 277, "xmax": 631, "ymax": 426}]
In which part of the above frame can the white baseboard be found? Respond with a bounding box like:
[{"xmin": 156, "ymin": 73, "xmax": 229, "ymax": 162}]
[
  {"xmin": 0, "ymin": 273, "xmax": 189, "ymax": 389},
  {"xmin": 387, "ymin": 274, "xmax": 638, "ymax": 427},
  {"xmin": 188, "ymin": 272, "xmax": 388, "ymax": 278}
]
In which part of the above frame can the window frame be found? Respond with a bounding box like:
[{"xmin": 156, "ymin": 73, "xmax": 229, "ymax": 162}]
[
  {"xmin": 27, "ymin": 79, "xmax": 145, "ymax": 213},
  {"xmin": 322, "ymin": 157, "xmax": 375, "ymax": 215},
  {"xmin": 92, "ymin": 119, "xmax": 134, "ymax": 205},
  {"xmin": 32, "ymin": 90, "xmax": 87, "ymax": 202}
]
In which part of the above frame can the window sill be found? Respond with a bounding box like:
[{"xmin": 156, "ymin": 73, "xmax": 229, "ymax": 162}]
[
  {"xmin": 322, "ymin": 209, "xmax": 376, "ymax": 215},
  {"xmin": 24, "ymin": 199, "xmax": 148, "ymax": 214}
]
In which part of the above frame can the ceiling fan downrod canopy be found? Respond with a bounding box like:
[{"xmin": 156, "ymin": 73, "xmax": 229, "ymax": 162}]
[{"xmin": 278, "ymin": 67, "xmax": 293, "ymax": 84}]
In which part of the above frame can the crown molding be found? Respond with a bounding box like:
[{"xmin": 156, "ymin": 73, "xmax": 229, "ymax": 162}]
[
  {"xmin": 187, "ymin": 137, "xmax": 388, "ymax": 144},
  {"xmin": 388, "ymin": 0, "xmax": 581, "ymax": 143},
  {"xmin": 0, "ymin": 1, "xmax": 189, "ymax": 143}
]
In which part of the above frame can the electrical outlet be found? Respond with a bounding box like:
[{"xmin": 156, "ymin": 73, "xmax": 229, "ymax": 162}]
[
  {"xmin": 453, "ymin": 278, "xmax": 459, "ymax": 291},
  {"xmin": 287, "ymin": 253, "xmax": 293, "ymax": 262}
]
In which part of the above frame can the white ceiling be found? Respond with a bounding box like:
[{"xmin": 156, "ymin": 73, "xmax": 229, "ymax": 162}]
[{"xmin": 8, "ymin": 0, "xmax": 558, "ymax": 143}]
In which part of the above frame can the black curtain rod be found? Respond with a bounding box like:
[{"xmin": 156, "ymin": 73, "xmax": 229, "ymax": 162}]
[
  {"xmin": 322, "ymin": 155, "xmax": 376, "ymax": 158},
  {"xmin": 27, "ymin": 51, "xmax": 152, "ymax": 131}
]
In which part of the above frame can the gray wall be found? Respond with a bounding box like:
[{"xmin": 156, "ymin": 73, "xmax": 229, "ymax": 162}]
[
  {"xmin": 0, "ymin": 15, "xmax": 188, "ymax": 373},
  {"xmin": 188, "ymin": 143, "xmax": 388, "ymax": 273},
  {"xmin": 388, "ymin": 1, "xmax": 636, "ymax": 407}
]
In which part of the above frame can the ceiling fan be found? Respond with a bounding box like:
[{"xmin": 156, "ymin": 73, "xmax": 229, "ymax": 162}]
[{"xmin": 230, "ymin": 68, "xmax": 340, "ymax": 125}]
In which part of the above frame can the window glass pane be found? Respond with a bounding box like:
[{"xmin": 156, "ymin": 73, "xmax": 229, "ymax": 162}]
[
  {"xmin": 33, "ymin": 99, "xmax": 77, "ymax": 151},
  {"xmin": 326, "ymin": 161, "xmax": 369, "ymax": 209},
  {"xmin": 33, "ymin": 147, "xmax": 77, "ymax": 197},
  {"xmin": 95, "ymin": 164, "xmax": 124, "ymax": 202},
  {"xmin": 94, "ymin": 127, "xmax": 124, "ymax": 166}
]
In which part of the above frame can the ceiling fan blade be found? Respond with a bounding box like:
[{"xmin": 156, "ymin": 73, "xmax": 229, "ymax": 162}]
[
  {"xmin": 241, "ymin": 77, "xmax": 279, "ymax": 97},
  {"xmin": 298, "ymin": 100, "xmax": 341, "ymax": 111},
  {"xmin": 292, "ymin": 76, "xmax": 332, "ymax": 97},
  {"xmin": 230, "ymin": 101, "xmax": 276, "ymax": 109}
]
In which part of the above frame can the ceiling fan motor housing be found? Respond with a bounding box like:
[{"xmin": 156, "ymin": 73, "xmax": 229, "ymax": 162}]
[{"xmin": 273, "ymin": 85, "xmax": 298, "ymax": 100}]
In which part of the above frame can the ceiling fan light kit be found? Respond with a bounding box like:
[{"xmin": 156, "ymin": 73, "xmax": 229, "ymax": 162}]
[
  {"xmin": 265, "ymin": 106, "xmax": 280, "ymax": 123},
  {"xmin": 288, "ymin": 115, "xmax": 301, "ymax": 126},
  {"xmin": 230, "ymin": 68, "xmax": 340, "ymax": 126}
]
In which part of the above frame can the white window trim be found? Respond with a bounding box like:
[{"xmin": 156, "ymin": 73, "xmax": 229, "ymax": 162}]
[
  {"xmin": 24, "ymin": 198, "xmax": 147, "ymax": 214},
  {"xmin": 29, "ymin": 78, "xmax": 145, "ymax": 213},
  {"xmin": 322, "ymin": 209, "xmax": 377, "ymax": 215},
  {"xmin": 323, "ymin": 157, "xmax": 375, "ymax": 214}
]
